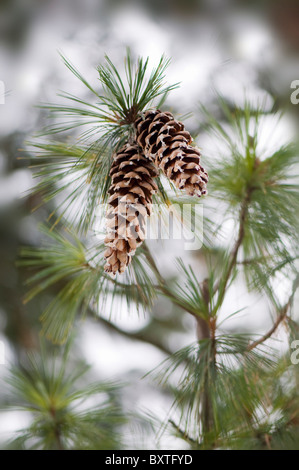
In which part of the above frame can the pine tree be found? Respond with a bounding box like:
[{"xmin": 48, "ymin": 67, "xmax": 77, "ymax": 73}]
[{"xmin": 2, "ymin": 53, "xmax": 298, "ymax": 450}]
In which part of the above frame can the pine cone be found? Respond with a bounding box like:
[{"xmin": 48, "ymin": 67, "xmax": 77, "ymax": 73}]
[
  {"xmin": 135, "ymin": 109, "xmax": 208, "ymax": 197},
  {"xmin": 104, "ymin": 143, "xmax": 158, "ymax": 274}
]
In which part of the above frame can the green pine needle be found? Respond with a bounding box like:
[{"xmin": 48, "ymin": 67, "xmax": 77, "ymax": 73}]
[
  {"xmin": 38, "ymin": 51, "xmax": 179, "ymax": 140},
  {"xmin": 4, "ymin": 343, "xmax": 126, "ymax": 450},
  {"xmin": 19, "ymin": 225, "xmax": 159, "ymax": 343},
  {"xmin": 201, "ymin": 98, "xmax": 299, "ymax": 299}
]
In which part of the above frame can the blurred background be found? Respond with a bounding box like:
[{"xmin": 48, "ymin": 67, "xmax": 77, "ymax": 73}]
[{"xmin": 0, "ymin": 0, "xmax": 299, "ymax": 448}]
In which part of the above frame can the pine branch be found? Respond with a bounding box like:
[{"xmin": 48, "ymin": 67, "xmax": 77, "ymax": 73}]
[
  {"xmin": 168, "ymin": 419, "xmax": 198, "ymax": 447},
  {"xmin": 223, "ymin": 187, "xmax": 252, "ymax": 287},
  {"xmin": 196, "ymin": 278, "xmax": 213, "ymax": 340},
  {"xmin": 5, "ymin": 343, "xmax": 127, "ymax": 450},
  {"xmin": 196, "ymin": 279, "xmax": 216, "ymax": 440},
  {"xmin": 41, "ymin": 52, "xmax": 179, "ymax": 140},
  {"xmin": 247, "ymin": 273, "xmax": 299, "ymax": 351},
  {"xmin": 151, "ymin": 334, "xmax": 275, "ymax": 448},
  {"xmin": 49, "ymin": 406, "xmax": 64, "ymax": 451},
  {"xmin": 204, "ymin": 99, "xmax": 299, "ymax": 301},
  {"xmin": 214, "ymin": 185, "xmax": 253, "ymax": 307},
  {"xmin": 20, "ymin": 226, "xmax": 160, "ymax": 343},
  {"xmin": 87, "ymin": 308, "xmax": 172, "ymax": 356}
]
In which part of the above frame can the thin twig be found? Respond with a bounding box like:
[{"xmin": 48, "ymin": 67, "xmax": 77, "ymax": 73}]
[
  {"xmin": 247, "ymin": 312, "xmax": 288, "ymax": 351},
  {"xmin": 247, "ymin": 274, "xmax": 299, "ymax": 351},
  {"xmin": 215, "ymin": 187, "xmax": 252, "ymax": 299},
  {"xmin": 87, "ymin": 308, "xmax": 172, "ymax": 356},
  {"xmin": 168, "ymin": 419, "xmax": 198, "ymax": 446}
]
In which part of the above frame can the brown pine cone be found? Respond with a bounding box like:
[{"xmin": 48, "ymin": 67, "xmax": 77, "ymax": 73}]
[
  {"xmin": 135, "ymin": 109, "xmax": 208, "ymax": 197},
  {"xmin": 104, "ymin": 143, "xmax": 158, "ymax": 274}
]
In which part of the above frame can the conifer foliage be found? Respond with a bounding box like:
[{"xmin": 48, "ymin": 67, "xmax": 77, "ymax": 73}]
[
  {"xmin": 8, "ymin": 53, "xmax": 299, "ymax": 450},
  {"xmin": 32, "ymin": 52, "xmax": 208, "ymax": 274}
]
